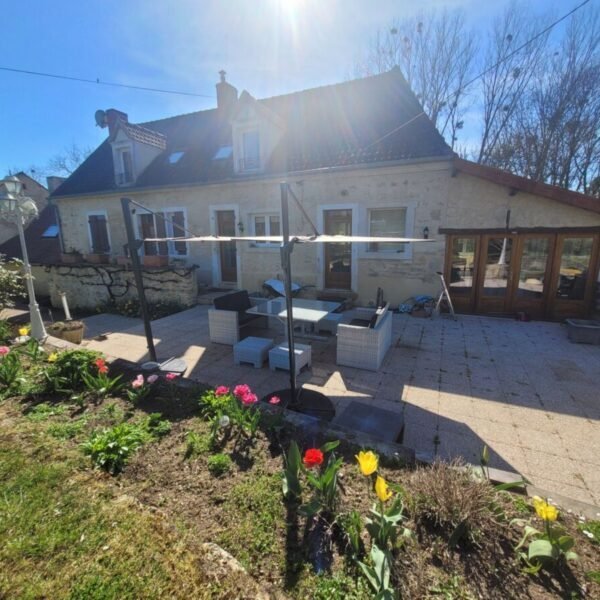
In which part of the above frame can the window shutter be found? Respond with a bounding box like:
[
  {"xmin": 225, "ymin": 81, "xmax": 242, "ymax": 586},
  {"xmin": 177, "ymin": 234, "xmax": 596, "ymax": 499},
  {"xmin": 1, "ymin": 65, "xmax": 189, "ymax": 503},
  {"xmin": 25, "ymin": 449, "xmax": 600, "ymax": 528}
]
[
  {"xmin": 172, "ymin": 211, "xmax": 186, "ymax": 255},
  {"xmin": 156, "ymin": 214, "xmax": 168, "ymax": 256},
  {"xmin": 88, "ymin": 214, "xmax": 110, "ymax": 253}
]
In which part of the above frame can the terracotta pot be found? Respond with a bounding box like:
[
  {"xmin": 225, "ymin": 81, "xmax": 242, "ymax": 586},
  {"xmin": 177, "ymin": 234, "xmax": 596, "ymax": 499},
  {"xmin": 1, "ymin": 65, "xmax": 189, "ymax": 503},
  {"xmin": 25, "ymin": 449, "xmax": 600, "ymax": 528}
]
[
  {"xmin": 143, "ymin": 255, "xmax": 169, "ymax": 267},
  {"xmin": 61, "ymin": 253, "xmax": 81, "ymax": 264},
  {"xmin": 48, "ymin": 321, "xmax": 85, "ymax": 344},
  {"xmin": 84, "ymin": 253, "xmax": 110, "ymax": 264},
  {"xmin": 116, "ymin": 256, "xmax": 132, "ymax": 266}
]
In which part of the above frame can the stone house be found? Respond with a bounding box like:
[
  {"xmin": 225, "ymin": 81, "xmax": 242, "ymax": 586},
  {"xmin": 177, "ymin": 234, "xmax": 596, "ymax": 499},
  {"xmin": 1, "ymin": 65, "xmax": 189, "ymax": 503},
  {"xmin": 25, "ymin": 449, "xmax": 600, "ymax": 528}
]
[{"xmin": 51, "ymin": 69, "xmax": 600, "ymax": 319}]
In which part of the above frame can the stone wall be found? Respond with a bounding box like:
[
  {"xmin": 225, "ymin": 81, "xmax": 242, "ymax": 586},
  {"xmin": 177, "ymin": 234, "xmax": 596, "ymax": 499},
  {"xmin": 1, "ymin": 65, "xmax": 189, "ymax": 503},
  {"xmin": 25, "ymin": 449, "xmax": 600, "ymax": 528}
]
[{"xmin": 47, "ymin": 264, "xmax": 198, "ymax": 311}]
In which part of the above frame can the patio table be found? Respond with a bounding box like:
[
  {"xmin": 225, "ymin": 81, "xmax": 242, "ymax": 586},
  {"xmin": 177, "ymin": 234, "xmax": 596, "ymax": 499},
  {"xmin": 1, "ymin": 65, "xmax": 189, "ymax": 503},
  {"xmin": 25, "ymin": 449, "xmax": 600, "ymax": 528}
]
[{"xmin": 246, "ymin": 298, "xmax": 341, "ymax": 340}]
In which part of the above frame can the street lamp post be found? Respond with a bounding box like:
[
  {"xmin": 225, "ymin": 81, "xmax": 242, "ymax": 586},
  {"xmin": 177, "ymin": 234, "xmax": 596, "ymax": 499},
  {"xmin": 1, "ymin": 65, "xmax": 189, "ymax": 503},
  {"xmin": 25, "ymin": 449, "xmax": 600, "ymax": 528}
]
[{"xmin": 0, "ymin": 175, "xmax": 47, "ymax": 341}]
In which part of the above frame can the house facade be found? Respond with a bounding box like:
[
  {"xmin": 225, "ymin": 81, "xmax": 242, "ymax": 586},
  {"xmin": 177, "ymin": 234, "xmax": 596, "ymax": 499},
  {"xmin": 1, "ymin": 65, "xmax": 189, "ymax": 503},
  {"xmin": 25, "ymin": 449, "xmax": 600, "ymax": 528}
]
[{"xmin": 51, "ymin": 69, "xmax": 600, "ymax": 319}]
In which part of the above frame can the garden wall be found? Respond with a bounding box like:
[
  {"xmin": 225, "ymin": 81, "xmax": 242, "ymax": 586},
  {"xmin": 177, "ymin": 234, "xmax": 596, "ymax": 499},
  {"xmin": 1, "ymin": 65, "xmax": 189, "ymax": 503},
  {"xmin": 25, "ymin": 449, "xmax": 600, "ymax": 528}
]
[{"xmin": 47, "ymin": 264, "xmax": 198, "ymax": 311}]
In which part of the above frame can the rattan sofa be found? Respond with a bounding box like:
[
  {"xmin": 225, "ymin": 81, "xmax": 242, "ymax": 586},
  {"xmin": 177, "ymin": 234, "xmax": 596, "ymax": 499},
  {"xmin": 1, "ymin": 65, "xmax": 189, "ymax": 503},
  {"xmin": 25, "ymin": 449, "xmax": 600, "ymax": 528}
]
[
  {"xmin": 336, "ymin": 305, "xmax": 393, "ymax": 371},
  {"xmin": 208, "ymin": 291, "xmax": 265, "ymax": 345}
]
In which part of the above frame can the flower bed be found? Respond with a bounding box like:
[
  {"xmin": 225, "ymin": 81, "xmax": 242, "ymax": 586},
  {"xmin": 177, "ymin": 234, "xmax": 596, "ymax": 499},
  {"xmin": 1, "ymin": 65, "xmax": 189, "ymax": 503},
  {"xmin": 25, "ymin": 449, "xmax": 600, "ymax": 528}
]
[{"xmin": 1, "ymin": 327, "xmax": 599, "ymax": 599}]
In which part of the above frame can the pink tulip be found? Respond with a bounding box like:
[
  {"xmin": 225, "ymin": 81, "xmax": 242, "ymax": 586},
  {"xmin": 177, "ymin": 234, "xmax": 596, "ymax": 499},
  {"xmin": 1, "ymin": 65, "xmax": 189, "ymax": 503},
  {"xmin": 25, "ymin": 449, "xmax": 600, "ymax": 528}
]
[
  {"xmin": 165, "ymin": 372, "xmax": 179, "ymax": 381},
  {"xmin": 241, "ymin": 392, "xmax": 258, "ymax": 405},
  {"xmin": 147, "ymin": 374, "xmax": 159, "ymax": 384},
  {"xmin": 0, "ymin": 346, "xmax": 9, "ymax": 357},
  {"xmin": 233, "ymin": 384, "xmax": 251, "ymax": 399},
  {"xmin": 269, "ymin": 395, "xmax": 281, "ymax": 405},
  {"xmin": 131, "ymin": 374, "xmax": 144, "ymax": 389},
  {"xmin": 215, "ymin": 385, "xmax": 230, "ymax": 396}
]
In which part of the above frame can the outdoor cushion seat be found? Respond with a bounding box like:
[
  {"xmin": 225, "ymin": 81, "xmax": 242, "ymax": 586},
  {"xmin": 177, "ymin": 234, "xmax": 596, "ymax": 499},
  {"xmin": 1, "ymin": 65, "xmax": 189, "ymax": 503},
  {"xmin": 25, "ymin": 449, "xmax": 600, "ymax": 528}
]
[
  {"xmin": 208, "ymin": 290, "xmax": 265, "ymax": 345},
  {"xmin": 337, "ymin": 306, "xmax": 392, "ymax": 371}
]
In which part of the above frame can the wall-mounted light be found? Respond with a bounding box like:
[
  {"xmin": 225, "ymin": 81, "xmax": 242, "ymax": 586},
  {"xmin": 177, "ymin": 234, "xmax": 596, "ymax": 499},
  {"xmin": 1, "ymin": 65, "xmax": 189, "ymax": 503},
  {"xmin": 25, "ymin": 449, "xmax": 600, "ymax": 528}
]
[{"xmin": 423, "ymin": 226, "xmax": 429, "ymax": 239}]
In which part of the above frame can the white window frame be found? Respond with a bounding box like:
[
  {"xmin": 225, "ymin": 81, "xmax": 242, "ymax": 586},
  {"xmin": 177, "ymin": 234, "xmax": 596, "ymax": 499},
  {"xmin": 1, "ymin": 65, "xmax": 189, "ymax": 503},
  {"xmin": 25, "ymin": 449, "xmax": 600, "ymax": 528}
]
[
  {"xmin": 249, "ymin": 212, "xmax": 281, "ymax": 248},
  {"xmin": 361, "ymin": 205, "xmax": 415, "ymax": 261},
  {"xmin": 86, "ymin": 210, "xmax": 111, "ymax": 254},
  {"xmin": 239, "ymin": 128, "xmax": 260, "ymax": 172},
  {"xmin": 114, "ymin": 142, "xmax": 135, "ymax": 186},
  {"xmin": 135, "ymin": 206, "xmax": 188, "ymax": 257}
]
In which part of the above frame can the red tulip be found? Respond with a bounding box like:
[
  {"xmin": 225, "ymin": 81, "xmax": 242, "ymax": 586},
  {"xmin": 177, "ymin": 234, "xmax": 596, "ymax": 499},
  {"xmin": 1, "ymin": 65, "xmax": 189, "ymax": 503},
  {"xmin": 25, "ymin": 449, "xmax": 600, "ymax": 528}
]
[{"xmin": 303, "ymin": 448, "xmax": 324, "ymax": 468}]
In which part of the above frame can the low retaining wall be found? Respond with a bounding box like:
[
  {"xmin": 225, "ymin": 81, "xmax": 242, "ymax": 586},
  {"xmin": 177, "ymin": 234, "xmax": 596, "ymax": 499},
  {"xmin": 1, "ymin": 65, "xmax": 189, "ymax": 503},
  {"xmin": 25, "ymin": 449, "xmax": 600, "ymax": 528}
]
[{"xmin": 47, "ymin": 264, "xmax": 198, "ymax": 311}]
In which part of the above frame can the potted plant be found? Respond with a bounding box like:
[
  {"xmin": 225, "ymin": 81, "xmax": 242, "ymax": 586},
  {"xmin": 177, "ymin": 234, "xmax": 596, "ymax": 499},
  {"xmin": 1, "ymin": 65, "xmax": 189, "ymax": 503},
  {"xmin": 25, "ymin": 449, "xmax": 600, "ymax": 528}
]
[
  {"xmin": 60, "ymin": 248, "xmax": 83, "ymax": 264},
  {"xmin": 143, "ymin": 254, "xmax": 169, "ymax": 267},
  {"xmin": 47, "ymin": 320, "xmax": 85, "ymax": 344},
  {"xmin": 83, "ymin": 253, "xmax": 110, "ymax": 264}
]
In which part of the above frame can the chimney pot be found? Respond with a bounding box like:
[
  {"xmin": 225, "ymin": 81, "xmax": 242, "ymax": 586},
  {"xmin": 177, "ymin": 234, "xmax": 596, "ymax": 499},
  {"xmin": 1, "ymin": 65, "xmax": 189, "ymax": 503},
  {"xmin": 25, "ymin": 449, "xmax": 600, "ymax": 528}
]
[
  {"xmin": 216, "ymin": 71, "xmax": 237, "ymax": 120},
  {"xmin": 105, "ymin": 108, "xmax": 128, "ymax": 137}
]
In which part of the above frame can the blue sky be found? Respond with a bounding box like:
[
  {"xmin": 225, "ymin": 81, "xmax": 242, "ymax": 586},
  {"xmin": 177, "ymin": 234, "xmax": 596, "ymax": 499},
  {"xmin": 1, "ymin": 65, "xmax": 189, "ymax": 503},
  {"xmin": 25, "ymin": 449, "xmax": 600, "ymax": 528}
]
[{"xmin": 0, "ymin": 0, "xmax": 566, "ymax": 179}]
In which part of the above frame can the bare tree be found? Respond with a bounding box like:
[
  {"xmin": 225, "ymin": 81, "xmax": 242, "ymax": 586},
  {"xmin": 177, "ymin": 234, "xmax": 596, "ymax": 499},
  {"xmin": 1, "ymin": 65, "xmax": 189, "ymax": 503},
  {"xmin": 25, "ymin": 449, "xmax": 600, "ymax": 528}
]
[
  {"xmin": 476, "ymin": 2, "xmax": 551, "ymax": 164},
  {"xmin": 46, "ymin": 143, "xmax": 93, "ymax": 177},
  {"xmin": 355, "ymin": 10, "xmax": 477, "ymax": 149},
  {"xmin": 488, "ymin": 6, "xmax": 600, "ymax": 193}
]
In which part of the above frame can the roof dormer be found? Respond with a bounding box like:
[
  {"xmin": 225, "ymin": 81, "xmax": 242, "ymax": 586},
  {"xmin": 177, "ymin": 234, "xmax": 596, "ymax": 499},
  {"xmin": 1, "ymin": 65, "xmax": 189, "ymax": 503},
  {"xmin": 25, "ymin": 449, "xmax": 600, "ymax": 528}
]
[
  {"xmin": 230, "ymin": 91, "xmax": 285, "ymax": 175},
  {"xmin": 97, "ymin": 108, "xmax": 167, "ymax": 187}
]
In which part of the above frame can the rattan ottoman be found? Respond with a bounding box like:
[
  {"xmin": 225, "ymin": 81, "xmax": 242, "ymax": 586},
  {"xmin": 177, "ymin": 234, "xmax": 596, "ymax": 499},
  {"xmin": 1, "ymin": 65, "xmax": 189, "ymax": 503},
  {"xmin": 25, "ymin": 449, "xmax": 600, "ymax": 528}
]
[
  {"xmin": 269, "ymin": 343, "xmax": 312, "ymax": 375},
  {"xmin": 233, "ymin": 336, "xmax": 275, "ymax": 368}
]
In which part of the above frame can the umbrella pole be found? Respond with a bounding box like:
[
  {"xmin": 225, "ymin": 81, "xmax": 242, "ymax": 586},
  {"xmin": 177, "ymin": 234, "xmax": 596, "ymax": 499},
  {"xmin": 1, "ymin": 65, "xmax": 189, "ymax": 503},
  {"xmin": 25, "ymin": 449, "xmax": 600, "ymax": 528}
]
[
  {"xmin": 280, "ymin": 182, "xmax": 297, "ymax": 404},
  {"xmin": 121, "ymin": 197, "xmax": 157, "ymax": 362}
]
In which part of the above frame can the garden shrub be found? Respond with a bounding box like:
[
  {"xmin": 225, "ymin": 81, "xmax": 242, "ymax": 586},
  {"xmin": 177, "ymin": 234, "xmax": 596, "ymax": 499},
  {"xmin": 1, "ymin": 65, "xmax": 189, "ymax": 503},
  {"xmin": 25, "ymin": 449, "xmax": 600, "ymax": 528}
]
[
  {"xmin": 44, "ymin": 349, "xmax": 101, "ymax": 393},
  {"xmin": 82, "ymin": 422, "xmax": 151, "ymax": 474},
  {"xmin": 0, "ymin": 320, "xmax": 12, "ymax": 344},
  {"xmin": 207, "ymin": 453, "xmax": 232, "ymax": 477},
  {"xmin": 82, "ymin": 413, "xmax": 171, "ymax": 474},
  {"xmin": 0, "ymin": 254, "xmax": 24, "ymax": 310},
  {"xmin": 97, "ymin": 298, "xmax": 187, "ymax": 321},
  {"xmin": 0, "ymin": 350, "xmax": 25, "ymax": 399},
  {"xmin": 184, "ymin": 430, "xmax": 212, "ymax": 458},
  {"xmin": 407, "ymin": 460, "xmax": 496, "ymax": 546}
]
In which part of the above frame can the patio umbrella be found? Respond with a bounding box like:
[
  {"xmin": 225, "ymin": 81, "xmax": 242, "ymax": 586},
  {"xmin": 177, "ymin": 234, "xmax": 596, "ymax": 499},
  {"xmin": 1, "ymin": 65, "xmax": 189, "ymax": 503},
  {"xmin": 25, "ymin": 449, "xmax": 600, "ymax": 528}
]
[{"xmin": 122, "ymin": 188, "xmax": 433, "ymax": 414}]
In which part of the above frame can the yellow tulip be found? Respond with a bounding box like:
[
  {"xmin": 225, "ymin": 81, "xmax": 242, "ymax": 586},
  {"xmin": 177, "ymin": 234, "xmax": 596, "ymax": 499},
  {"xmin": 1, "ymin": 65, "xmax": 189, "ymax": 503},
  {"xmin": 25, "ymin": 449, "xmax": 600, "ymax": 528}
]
[
  {"xmin": 356, "ymin": 450, "xmax": 378, "ymax": 476},
  {"xmin": 375, "ymin": 475, "xmax": 393, "ymax": 502},
  {"xmin": 18, "ymin": 326, "xmax": 30, "ymax": 336},
  {"xmin": 47, "ymin": 352, "xmax": 58, "ymax": 363},
  {"xmin": 533, "ymin": 496, "xmax": 558, "ymax": 522}
]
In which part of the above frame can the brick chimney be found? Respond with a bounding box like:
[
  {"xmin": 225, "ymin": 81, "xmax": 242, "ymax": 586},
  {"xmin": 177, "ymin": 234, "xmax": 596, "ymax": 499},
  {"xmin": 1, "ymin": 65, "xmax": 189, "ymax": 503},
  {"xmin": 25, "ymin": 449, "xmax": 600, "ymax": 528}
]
[
  {"xmin": 105, "ymin": 108, "xmax": 128, "ymax": 136},
  {"xmin": 216, "ymin": 70, "xmax": 238, "ymax": 120}
]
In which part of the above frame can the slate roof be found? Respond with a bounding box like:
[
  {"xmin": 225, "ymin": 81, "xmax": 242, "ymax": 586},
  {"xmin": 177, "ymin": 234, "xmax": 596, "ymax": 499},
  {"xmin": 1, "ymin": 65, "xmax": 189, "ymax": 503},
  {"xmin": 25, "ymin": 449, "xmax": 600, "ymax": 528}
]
[
  {"xmin": 0, "ymin": 205, "xmax": 62, "ymax": 265},
  {"xmin": 52, "ymin": 68, "xmax": 453, "ymax": 198}
]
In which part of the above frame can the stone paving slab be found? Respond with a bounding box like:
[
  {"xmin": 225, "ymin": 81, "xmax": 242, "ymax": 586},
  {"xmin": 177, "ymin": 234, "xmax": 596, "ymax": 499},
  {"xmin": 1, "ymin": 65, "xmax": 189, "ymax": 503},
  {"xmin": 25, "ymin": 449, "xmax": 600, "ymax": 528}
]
[{"xmin": 84, "ymin": 306, "xmax": 600, "ymax": 506}]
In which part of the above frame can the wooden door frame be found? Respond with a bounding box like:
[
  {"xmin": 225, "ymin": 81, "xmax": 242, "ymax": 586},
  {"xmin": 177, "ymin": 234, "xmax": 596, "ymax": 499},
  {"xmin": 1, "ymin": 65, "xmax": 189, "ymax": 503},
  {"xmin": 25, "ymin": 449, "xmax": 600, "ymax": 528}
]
[
  {"xmin": 444, "ymin": 230, "xmax": 600, "ymax": 319},
  {"xmin": 210, "ymin": 204, "xmax": 240, "ymax": 287},
  {"xmin": 509, "ymin": 233, "xmax": 556, "ymax": 319},
  {"xmin": 546, "ymin": 232, "xmax": 600, "ymax": 319},
  {"xmin": 317, "ymin": 204, "xmax": 358, "ymax": 291},
  {"xmin": 443, "ymin": 234, "xmax": 479, "ymax": 313}
]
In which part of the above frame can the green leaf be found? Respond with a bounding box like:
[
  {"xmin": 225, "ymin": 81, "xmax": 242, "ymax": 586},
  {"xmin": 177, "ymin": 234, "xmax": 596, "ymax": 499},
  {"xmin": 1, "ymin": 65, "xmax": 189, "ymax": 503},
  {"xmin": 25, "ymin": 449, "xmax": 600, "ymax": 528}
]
[
  {"xmin": 565, "ymin": 550, "xmax": 578, "ymax": 562},
  {"xmin": 494, "ymin": 480, "xmax": 528, "ymax": 491},
  {"xmin": 528, "ymin": 539, "xmax": 558, "ymax": 561},
  {"xmin": 320, "ymin": 440, "xmax": 340, "ymax": 453},
  {"xmin": 481, "ymin": 444, "xmax": 490, "ymax": 466},
  {"xmin": 298, "ymin": 498, "xmax": 320, "ymax": 517},
  {"xmin": 371, "ymin": 544, "xmax": 391, "ymax": 589},
  {"xmin": 448, "ymin": 520, "xmax": 468, "ymax": 548},
  {"xmin": 358, "ymin": 561, "xmax": 379, "ymax": 593},
  {"xmin": 558, "ymin": 535, "xmax": 574, "ymax": 552}
]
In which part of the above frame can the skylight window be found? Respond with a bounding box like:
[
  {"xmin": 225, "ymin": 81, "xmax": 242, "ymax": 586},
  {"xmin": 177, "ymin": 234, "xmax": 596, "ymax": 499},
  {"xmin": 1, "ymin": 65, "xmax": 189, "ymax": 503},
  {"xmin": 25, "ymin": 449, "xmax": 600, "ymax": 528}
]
[
  {"xmin": 41, "ymin": 225, "xmax": 59, "ymax": 238},
  {"xmin": 168, "ymin": 151, "xmax": 185, "ymax": 164},
  {"xmin": 213, "ymin": 145, "xmax": 233, "ymax": 160}
]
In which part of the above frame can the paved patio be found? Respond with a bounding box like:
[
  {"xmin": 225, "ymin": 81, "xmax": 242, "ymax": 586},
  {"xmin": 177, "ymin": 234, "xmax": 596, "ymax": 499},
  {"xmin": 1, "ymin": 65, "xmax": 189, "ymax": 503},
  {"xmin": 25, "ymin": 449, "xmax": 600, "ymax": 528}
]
[{"xmin": 81, "ymin": 307, "xmax": 600, "ymax": 506}]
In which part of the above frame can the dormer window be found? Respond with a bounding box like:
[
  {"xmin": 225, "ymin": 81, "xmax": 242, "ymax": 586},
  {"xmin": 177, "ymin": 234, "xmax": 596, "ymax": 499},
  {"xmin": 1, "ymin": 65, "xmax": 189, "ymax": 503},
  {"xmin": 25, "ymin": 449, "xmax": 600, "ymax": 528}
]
[
  {"xmin": 116, "ymin": 147, "xmax": 134, "ymax": 185},
  {"xmin": 240, "ymin": 130, "xmax": 260, "ymax": 171}
]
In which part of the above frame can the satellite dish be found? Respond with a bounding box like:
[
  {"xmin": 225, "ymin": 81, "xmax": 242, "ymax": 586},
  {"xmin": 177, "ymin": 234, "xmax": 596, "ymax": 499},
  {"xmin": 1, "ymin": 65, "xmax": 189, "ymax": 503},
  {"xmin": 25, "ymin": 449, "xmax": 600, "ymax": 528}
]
[{"xmin": 95, "ymin": 109, "xmax": 107, "ymax": 128}]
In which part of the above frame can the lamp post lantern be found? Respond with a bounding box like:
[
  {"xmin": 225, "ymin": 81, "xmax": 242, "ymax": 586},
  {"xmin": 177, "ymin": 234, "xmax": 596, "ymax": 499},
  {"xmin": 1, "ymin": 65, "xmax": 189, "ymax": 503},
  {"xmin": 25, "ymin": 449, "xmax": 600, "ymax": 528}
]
[{"xmin": 0, "ymin": 175, "xmax": 47, "ymax": 341}]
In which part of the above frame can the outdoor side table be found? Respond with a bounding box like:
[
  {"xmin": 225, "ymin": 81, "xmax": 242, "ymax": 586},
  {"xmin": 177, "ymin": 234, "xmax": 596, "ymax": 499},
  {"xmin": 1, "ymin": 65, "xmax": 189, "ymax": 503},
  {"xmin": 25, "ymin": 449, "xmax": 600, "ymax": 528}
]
[
  {"xmin": 269, "ymin": 343, "xmax": 312, "ymax": 375},
  {"xmin": 234, "ymin": 336, "xmax": 274, "ymax": 368}
]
